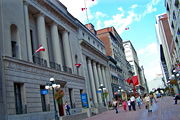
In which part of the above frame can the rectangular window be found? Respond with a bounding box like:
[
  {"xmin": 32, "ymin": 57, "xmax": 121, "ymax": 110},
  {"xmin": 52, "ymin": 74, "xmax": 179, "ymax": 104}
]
[
  {"xmin": 11, "ymin": 41, "xmax": 17, "ymax": 58},
  {"xmin": 14, "ymin": 83, "xmax": 23, "ymax": 114},
  {"xmin": 40, "ymin": 86, "xmax": 47, "ymax": 112}
]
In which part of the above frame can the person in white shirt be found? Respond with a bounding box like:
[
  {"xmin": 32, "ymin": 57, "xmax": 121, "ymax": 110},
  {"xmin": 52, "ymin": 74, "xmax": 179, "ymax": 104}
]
[
  {"xmin": 143, "ymin": 94, "xmax": 152, "ymax": 112},
  {"xmin": 127, "ymin": 99, "xmax": 131, "ymax": 111},
  {"xmin": 130, "ymin": 95, "xmax": 136, "ymax": 111}
]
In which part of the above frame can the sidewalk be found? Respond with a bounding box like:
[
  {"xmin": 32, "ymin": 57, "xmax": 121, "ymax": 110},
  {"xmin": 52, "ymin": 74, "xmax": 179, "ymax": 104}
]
[{"xmin": 84, "ymin": 96, "xmax": 180, "ymax": 120}]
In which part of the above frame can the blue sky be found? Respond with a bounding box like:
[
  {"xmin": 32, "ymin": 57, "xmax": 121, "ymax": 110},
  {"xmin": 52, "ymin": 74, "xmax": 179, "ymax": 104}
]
[{"xmin": 59, "ymin": 0, "xmax": 166, "ymax": 90}]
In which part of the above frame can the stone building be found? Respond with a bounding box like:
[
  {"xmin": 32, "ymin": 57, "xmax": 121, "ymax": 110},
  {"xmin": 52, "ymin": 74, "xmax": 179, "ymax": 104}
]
[
  {"xmin": 123, "ymin": 40, "xmax": 146, "ymax": 94},
  {"xmin": 82, "ymin": 23, "xmax": 112, "ymax": 113},
  {"xmin": 96, "ymin": 27, "xmax": 132, "ymax": 99},
  {"xmin": 0, "ymin": 0, "xmax": 87, "ymax": 120}
]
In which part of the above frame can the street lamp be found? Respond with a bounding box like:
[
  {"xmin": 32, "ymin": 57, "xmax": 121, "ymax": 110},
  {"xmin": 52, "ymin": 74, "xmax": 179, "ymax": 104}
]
[
  {"xmin": 45, "ymin": 78, "xmax": 60, "ymax": 120},
  {"xmin": 99, "ymin": 84, "xmax": 106, "ymax": 106}
]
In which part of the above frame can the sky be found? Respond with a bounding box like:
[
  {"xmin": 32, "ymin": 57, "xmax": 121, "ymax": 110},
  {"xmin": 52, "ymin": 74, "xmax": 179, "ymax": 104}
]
[{"xmin": 59, "ymin": 0, "xmax": 166, "ymax": 91}]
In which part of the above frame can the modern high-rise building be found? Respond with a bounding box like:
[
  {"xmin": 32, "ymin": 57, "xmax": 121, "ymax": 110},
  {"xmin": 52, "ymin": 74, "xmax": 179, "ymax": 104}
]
[
  {"xmin": 165, "ymin": 0, "xmax": 180, "ymax": 62},
  {"xmin": 123, "ymin": 41, "xmax": 146, "ymax": 94},
  {"xmin": 155, "ymin": 13, "xmax": 174, "ymax": 83}
]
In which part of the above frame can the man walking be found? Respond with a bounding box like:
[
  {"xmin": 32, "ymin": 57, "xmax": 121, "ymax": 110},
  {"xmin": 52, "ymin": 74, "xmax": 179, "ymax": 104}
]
[{"xmin": 130, "ymin": 95, "xmax": 136, "ymax": 111}]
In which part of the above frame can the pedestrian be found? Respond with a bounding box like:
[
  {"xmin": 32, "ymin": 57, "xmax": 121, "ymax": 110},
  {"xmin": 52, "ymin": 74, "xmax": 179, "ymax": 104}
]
[
  {"xmin": 143, "ymin": 94, "xmax": 152, "ymax": 112},
  {"xmin": 149, "ymin": 93, "xmax": 157, "ymax": 105},
  {"xmin": 112, "ymin": 98, "xmax": 118, "ymax": 113},
  {"xmin": 174, "ymin": 94, "xmax": 180, "ymax": 104},
  {"xmin": 130, "ymin": 95, "xmax": 136, "ymax": 111},
  {"xmin": 64, "ymin": 101, "xmax": 71, "ymax": 115},
  {"xmin": 127, "ymin": 99, "xmax": 131, "ymax": 111},
  {"xmin": 136, "ymin": 96, "xmax": 142, "ymax": 109},
  {"xmin": 122, "ymin": 100, "xmax": 127, "ymax": 111}
]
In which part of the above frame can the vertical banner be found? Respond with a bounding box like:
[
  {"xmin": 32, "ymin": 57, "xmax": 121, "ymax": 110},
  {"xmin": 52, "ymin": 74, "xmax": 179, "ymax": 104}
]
[{"xmin": 81, "ymin": 93, "xmax": 88, "ymax": 108}]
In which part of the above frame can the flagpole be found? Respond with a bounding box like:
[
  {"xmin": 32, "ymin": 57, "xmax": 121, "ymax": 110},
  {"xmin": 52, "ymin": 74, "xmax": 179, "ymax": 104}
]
[{"xmin": 84, "ymin": 0, "xmax": 89, "ymax": 23}]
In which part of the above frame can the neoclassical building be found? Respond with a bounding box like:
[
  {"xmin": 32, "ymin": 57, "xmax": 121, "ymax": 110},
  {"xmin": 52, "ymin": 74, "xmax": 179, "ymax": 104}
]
[
  {"xmin": 80, "ymin": 23, "xmax": 112, "ymax": 113},
  {"xmin": 0, "ymin": 0, "xmax": 88, "ymax": 120}
]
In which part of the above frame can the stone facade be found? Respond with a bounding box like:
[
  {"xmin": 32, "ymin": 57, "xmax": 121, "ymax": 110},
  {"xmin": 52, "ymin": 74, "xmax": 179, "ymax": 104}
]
[
  {"xmin": 0, "ymin": 0, "xmax": 87, "ymax": 120},
  {"xmin": 96, "ymin": 27, "xmax": 132, "ymax": 99}
]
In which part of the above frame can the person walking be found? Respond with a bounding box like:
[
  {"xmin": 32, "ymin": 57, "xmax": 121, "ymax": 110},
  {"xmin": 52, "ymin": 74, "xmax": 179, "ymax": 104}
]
[
  {"xmin": 130, "ymin": 95, "xmax": 136, "ymax": 111},
  {"xmin": 143, "ymin": 94, "xmax": 152, "ymax": 112},
  {"xmin": 64, "ymin": 101, "xmax": 71, "ymax": 115},
  {"xmin": 122, "ymin": 100, "xmax": 127, "ymax": 111},
  {"xmin": 113, "ymin": 98, "xmax": 118, "ymax": 113},
  {"xmin": 127, "ymin": 99, "xmax": 131, "ymax": 111},
  {"xmin": 136, "ymin": 96, "xmax": 142, "ymax": 109}
]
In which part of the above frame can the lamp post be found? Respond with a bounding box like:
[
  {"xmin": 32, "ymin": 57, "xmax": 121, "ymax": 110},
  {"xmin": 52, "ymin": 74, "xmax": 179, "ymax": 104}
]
[
  {"xmin": 99, "ymin": 84, "xmax": 106, "ymax": 106},
  {"xmin": 45, "ymin": 78, "xmax": 60, "ymax": 120}
]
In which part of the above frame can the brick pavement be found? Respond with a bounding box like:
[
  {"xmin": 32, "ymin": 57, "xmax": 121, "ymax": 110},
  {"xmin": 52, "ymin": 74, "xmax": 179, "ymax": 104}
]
[{"xmin": 84, "ymin": 96, "xmax": 180, "ymax": 120}]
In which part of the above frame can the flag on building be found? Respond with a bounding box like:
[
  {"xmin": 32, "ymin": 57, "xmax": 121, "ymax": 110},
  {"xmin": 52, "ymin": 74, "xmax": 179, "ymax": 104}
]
[
  {"xmin": 75, "ymin": 63, "xmax": 81, "ymax": 68},
  {"xmin": 125, "ymin": 27, "xmax": 129, "ymax": 30},
  {"xmin": 132, "ymin": 76, "xmax": 139, "ymax": 86},
  {"xmin": 34, "ymin": 45, "xmax": 45, "ymax": 53},
  {"xmin": 81, "ymin": 8, "xmax": 87, "ymax": 11},
  {"xmin": 126, "ymin": 77, "xmax": 133, "ymax": 85}
]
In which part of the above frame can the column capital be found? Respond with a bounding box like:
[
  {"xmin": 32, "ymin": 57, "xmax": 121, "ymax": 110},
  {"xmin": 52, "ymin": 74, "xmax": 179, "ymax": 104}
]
[
  {"xmin": 92, "ymin": 61, "xmax": 97, "ymax": 66},
  {"xmin": 23, "ymin": 1, "xmax": 29, "ymax": 6}
]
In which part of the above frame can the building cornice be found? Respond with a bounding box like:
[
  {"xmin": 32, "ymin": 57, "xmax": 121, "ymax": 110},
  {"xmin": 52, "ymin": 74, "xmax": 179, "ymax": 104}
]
[
  {"xmin": 80, "ymin": 40, "xmax": 108, "ymax": 61},
  {"xmin": 3, "ymin": 56, "xmax": 85, "ymax": 80},
  {"xmin": 26, "ymin": 0, "xmax": 78, "ymax": 31}
]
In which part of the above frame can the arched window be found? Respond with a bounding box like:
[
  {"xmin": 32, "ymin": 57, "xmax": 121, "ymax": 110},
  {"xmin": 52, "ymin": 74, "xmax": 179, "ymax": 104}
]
[{"xmin": 10, "ymin": 24, "xmax": 20, "ymax": 58}]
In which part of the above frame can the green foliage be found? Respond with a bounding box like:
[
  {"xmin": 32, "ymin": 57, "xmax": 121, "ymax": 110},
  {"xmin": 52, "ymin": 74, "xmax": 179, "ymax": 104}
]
[{"xmin": 54, "ymin": 89, "xmax": 64, "ymax": 105}]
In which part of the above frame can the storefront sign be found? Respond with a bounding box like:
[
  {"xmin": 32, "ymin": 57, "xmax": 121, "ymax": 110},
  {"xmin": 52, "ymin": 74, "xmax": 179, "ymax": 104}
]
[{"xmin": 81, "ymin": 93, "xmax": 88, "ymax": 108}]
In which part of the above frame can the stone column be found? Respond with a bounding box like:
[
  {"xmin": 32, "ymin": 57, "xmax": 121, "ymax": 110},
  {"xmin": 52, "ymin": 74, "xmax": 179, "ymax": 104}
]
[
  {"xmin": 102, "ymin": 66, "xmax": 108, "ymax": 89},
  {"xmin": 102, "ymin": 66, "xmax": 109, "ymax": 102},
  {"xmin": 62, "ymin": 30, "xmax": 72, "ymax": 68},
  {"xmin": 36, "ymin": 13, "xmax": 50, "ymax": 66},
  {"xmin": 105, "ymin": 67, "xmax": 113, "ymax": 101},
  {"xmin": 87, "ymin": 58, "xmax": 98, "ymax": 107},
  {"xmin": 92, "ymin": 61, "xmax": 102, "ymax": 104},
  {"xmin": 97, "ymin": 64, "xmax": 103, "ymax": 85},
  {"xmin": 24, "ymin": 3, "xmax": 33, "ymax": 62},
  {"xmin": 50, "ymin": 23, "xmax": 63, "ymax": 65}
]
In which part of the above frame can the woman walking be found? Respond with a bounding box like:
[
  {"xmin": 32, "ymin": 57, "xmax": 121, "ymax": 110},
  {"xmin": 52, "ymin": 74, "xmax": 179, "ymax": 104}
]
[{"xmin": 144, "ymin": 94, "xmax": 152, "ymax": 112}]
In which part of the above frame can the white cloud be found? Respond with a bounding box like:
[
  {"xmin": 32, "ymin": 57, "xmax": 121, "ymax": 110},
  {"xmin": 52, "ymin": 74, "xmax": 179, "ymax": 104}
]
[
  {"xmin": 131, "ymin": 4, "xmax": 138, "ymax": 9},
  {"xmin": 103, "ymin": 10, "xmax": 138, "ymax": 34},
  {"xmin": 95, "ymin": 11, "xmax": 107, "ymax": 18},
  {"xmin": 137, "ymin": 43, "xmax": 158, "ymax": 56},
  {"xmin": 142, "ymin": 0, "xmax": 160, "ymax": 17},
  {"xmin": 137, "ymin": 42, "xmax": 163, "ymax": 90},
  {"xmin": 59, "ymin": 0, "xmax": 98, "ymax": 23}
]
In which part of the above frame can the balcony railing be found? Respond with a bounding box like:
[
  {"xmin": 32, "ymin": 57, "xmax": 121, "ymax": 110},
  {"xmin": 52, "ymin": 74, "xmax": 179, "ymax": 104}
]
[
  {"xmin": 63, "ymin": 65, "xmax": 72, "ymax": 74},
  {"xmin": 50, "ymin": 61, "xmax": 61, "ymax": 71},
  {"xmin": 33, "ymin": 56, "xmax": 47, "ymax": 67}
]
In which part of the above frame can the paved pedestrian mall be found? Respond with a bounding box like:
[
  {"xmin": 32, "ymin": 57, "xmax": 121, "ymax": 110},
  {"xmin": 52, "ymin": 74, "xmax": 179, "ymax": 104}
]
[{"xmin": 84, "ymin": 96, "xmax": 180, "ymax": 120}]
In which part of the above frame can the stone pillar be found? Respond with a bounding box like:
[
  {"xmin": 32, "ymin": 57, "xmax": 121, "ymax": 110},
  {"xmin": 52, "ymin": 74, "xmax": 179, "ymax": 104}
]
[
  {"xmin": 92, "ymin": 61, "xmax": 102, "ymax": 104},
  {"xmin": 87, "ymin": 58, "xmax": 98, "ymax": 107},
  {"xmin": 62, "ymin": 30, "xmax": 72, "ymax": 68},
  {"xmin": 102, "ymin": 66, "xmax": 109, "ymax": 102},
  {"xmin": 24, "ymin": 3, "xmax": 33, "ymax": 62},
  {"xmin": 36, "ymin": 13, "xmax": 50, "ymax": 66},
  {"xmin": 97, "ymin": 64, "xmax": 103, "ymax": 85},
  {"xmin": 105, "ymin": 67, "xmax": 113, "ymax": 101},
  {"xmin": 102, "ymin": 66, "xmax": 108, "ymax": 89},
  {"xmin": 50, "ymin": 23, "xmax": 63, "ymax": 65}
]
